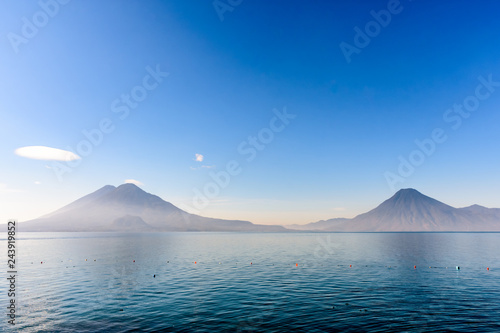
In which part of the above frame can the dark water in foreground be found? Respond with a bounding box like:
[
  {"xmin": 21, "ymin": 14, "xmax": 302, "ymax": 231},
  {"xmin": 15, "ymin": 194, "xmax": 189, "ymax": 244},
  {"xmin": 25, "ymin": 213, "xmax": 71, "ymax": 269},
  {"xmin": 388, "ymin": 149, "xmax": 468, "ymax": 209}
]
[{"xmin": 1, "ymin": 232, "xmax": 500, "ymax": 332}]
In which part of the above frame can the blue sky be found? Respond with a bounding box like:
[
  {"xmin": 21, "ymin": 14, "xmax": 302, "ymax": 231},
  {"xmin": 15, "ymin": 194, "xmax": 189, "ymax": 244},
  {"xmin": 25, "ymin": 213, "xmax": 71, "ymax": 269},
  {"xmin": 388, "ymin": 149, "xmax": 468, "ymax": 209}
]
[{"xmin": 1, "ymin": 0, "xmax": 500, "ymax": 225}]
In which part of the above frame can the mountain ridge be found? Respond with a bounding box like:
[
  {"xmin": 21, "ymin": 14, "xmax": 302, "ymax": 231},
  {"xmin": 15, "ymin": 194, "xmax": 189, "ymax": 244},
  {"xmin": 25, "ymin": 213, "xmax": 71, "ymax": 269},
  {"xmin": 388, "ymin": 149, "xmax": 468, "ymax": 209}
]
[
  {"xmin": 286, "ymin": 188, "xmax": 500, "ymax": 232},
  {"xmin": 21, "ymin": 184, "xmax": 286, "ymax": 232},
  {"xmin": 21, "ymin": 186, "xmax": 500, "ymax": 232}
]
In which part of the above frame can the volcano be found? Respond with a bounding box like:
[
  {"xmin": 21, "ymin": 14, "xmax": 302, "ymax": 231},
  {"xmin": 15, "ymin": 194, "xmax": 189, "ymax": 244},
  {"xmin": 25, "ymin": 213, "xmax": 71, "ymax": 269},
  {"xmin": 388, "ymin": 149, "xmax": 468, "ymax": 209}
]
[
  {"xmin": 288, "ymin": 189, "xmax": 500, "ymax": 232},
  {"xmin": 20, "ymin": 183, "xmax": 286, "ymax": 232}
]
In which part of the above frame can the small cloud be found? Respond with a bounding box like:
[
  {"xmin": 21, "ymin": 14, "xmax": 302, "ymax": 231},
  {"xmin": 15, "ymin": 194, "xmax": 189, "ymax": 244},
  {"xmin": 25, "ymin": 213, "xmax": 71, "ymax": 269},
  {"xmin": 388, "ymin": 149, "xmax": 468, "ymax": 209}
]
[
  {"xmin": 15, "ymin": 146, "xmax": 80, "ymax": 161},
  {"xmin": 34, "ymin": 181, "xmax": 41, "ymax": 185},
  {"xmin": 195, "ymin": 154, "xmax": 204, "ymax": 162},
  {"xmin": 190, "ymin": 165, "xmax": 216, "ymax": 171},
  {"xmin": 125, "ymin": 179, "xmax": 143, "ymax": 186}
]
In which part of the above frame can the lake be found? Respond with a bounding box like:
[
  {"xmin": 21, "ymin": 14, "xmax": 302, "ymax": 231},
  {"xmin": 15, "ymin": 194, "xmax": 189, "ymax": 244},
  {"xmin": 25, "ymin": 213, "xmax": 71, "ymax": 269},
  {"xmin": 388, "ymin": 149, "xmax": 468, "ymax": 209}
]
[{"xmin": 2, "ymin": 232, "xmax": 500, "ymax": 332}]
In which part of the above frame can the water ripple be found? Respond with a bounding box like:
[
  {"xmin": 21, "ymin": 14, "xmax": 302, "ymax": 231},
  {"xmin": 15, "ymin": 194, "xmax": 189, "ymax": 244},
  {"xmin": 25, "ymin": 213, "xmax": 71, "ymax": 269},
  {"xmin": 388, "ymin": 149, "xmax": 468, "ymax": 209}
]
[{"xmin": 3, "ymin": 232, "xmax": 500, "ymax": 332}]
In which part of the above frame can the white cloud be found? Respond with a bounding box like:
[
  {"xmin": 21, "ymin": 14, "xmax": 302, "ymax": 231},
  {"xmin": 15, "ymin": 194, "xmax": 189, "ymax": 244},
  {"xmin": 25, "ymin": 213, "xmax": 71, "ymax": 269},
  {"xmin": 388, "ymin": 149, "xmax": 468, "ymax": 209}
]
[
  {"xmin": 190, "ymin": 165, "xmax": 216, "ymax": 171},
  {"xmin": 125, "ymin": 179, "xmax": 143, "ymax": 186},
  {"xmin": 15, "ymin": 146, "xmax": 80, "ymax": 161},
  {"xmin": 34, "ymin": 181, "xmax": 41, "ymax": 185},
  {"xmin": 195, "ymin": 153, "xmax": 204, "ymax": 162}
]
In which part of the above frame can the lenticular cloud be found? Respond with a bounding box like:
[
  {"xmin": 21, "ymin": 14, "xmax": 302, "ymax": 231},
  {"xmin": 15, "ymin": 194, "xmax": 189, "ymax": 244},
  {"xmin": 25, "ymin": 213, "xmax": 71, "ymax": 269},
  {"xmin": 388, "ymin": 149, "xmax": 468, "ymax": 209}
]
[
  {"xmin": 15, "ymin": 146, "xmax": 81, "ymax": 161},
  {"xmin": 125, "ymin": 179, "xmax": 144, "ymax": 186}
]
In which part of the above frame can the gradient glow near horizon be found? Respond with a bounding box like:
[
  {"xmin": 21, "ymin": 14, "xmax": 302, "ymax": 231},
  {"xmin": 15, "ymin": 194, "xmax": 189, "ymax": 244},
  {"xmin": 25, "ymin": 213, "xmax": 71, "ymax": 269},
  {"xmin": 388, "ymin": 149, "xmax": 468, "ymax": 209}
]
[{"xmin": 1, "ymin": 0, "xmax": 500, "ymax": 225}]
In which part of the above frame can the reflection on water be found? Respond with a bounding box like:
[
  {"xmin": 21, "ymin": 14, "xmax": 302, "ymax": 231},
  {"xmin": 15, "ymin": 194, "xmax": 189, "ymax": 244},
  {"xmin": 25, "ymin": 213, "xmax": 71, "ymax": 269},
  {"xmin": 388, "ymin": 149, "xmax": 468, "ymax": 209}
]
[{"xmin": 2, "ymin": 232, "xmax": 499, "ymax": 332}]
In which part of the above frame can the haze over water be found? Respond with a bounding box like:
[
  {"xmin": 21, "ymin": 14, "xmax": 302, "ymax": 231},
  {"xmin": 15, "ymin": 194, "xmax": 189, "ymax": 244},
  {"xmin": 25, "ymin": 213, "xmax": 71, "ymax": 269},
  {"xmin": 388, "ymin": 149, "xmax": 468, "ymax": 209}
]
[{"xmin": 3, "ymin": 232, "xmax": 500, "ymax": 332}]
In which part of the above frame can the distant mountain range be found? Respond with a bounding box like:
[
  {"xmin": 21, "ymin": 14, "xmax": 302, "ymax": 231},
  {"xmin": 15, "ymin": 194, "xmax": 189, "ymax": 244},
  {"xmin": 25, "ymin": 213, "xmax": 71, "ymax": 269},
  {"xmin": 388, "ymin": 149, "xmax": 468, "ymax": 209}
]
[
  {"xmin": 21, "ymin": 184, "xmax": 285, "ymax": 232},
  {"xmin": 286, "ymin": 188, "xmax": 500, "ymax": 232},
  {"xmin": 21, "ymin": 186, "xmax": 500, "ymax": 232}
]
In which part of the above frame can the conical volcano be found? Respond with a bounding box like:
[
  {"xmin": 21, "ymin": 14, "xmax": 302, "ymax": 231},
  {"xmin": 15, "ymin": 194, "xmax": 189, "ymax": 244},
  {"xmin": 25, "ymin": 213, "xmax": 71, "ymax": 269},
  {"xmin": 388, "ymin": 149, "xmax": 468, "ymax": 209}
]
[{"xmin": 21, "ymin": 184, "xmax": 286, "ymax": 232}]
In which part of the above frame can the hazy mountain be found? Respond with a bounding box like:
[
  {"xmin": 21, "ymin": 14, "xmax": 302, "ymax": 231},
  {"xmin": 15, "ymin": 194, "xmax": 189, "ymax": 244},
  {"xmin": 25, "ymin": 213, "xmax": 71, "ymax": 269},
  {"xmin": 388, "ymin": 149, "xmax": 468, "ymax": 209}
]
[
  {"xmin": 110, "ymin": 215, "xmax": 155, "ymax": 232},
  {"xmin": 21, "ymin": 184, "xmax": 286, "ymax": 232},
  {"xmin": 284, "ymin": 218, "xmax": 350, "ymax": 231},
  {"xmin": 287, "ymin": 189, "xmax": 500, "ymax": 232},
  {"xmin": 21, "ymin": 186, "xmax": 500, "ymax": 232}
]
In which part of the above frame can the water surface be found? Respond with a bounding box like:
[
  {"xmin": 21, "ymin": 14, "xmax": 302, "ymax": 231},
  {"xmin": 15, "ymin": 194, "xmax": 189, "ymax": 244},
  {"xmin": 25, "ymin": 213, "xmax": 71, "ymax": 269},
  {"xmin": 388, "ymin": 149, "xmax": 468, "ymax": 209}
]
[{"xmin": 2, "ymin": 232, "xmax": 499, "ymax": 332}]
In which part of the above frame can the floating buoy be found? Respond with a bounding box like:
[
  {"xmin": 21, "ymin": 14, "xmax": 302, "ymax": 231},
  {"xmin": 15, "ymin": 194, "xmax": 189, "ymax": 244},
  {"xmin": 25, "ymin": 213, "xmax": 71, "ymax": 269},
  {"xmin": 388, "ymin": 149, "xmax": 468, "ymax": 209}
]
[
  {"xmin": 456, "ymin": 266, "xmax": 460, "ymax": 270},
  {"xmin": 349, "ymin": 265, "xmax": 352, "ymax": 268},
  {"xmin": 296, "ymin": 263, "xmax": 298, "ymax": 267},
  {"xmin": 85, "ymin": 259, "xmax": 87, "ymax": 261},
  {"xmin": 194, "ymin": 261, "xmax": 197, "ymax": 264},
  {"xmin": 250, "ymin": 262, "xmax": 252, "ymax": 265},
  {"xmin": 487, "ymin": 267, "xmax": 490, "ymax": 271},
  {"xmin": 414, "ymin": 265, "xmax": 416, "ymax": 269},
  {"xmin": 41, "ymin": 261, "xmax": 43, "ymax": 264},
  {"xmin": 133, "ymin": 260, "xmax": 135, "ymax": 263},
  {"xmin": 153, "ymin": 275, "xmax": 156, "ymax": 278}
]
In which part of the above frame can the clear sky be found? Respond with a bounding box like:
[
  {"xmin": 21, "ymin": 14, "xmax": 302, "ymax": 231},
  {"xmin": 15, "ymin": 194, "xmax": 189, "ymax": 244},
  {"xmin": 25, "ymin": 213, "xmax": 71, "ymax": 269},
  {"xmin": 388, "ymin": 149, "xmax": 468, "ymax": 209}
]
[{"xmin": 1, "ymin": 0, "xmax": 500, "ymax": 225}]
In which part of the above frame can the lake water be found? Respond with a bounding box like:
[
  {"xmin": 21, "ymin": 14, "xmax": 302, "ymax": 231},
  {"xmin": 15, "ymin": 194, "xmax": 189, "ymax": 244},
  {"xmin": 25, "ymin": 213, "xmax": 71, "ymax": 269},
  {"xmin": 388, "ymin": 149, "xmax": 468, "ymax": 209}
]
[{"xmin": 2, "ymin": 232, "xmax": 500, "ymax": 332}]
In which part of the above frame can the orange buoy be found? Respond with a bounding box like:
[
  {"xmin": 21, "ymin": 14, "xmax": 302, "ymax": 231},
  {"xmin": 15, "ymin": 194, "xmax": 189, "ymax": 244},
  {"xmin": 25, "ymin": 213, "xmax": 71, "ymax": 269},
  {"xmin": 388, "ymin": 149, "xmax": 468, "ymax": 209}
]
[
  {"xmin": 85, "ymin": 259, "xmax": 87, "ymax": 261},
  {"xmin": 194, "ymin": 261, "xmax": 197, "ymax": 264},
  {"xmin": 414, "ymin": 265, "xmax": 416, "ymax": 269},
  {"xmin": 349, "ymin": 265, "xmax": 352, "ymax": 268},
  {"xmin": 296, "ymin": 263, "xmax": 298, "ymax": 267},
  {"xmin": 250, "ymin": 262, "xmax": 252, "ymax": 265},
  {"xmin": 487, "ymin": 267, "xmax": 490, "ymax": 271}
]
